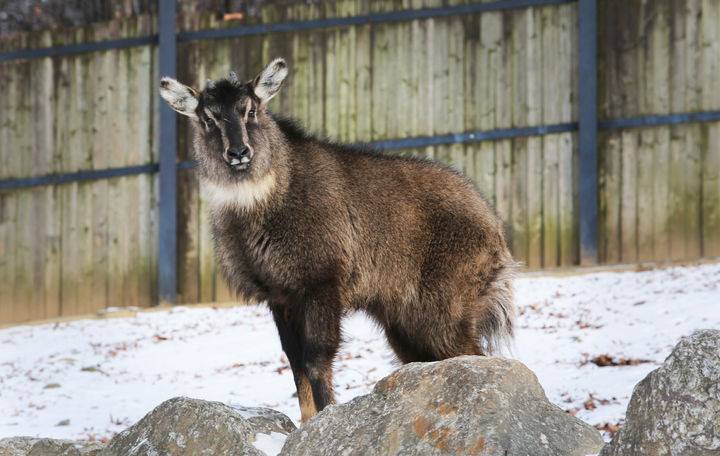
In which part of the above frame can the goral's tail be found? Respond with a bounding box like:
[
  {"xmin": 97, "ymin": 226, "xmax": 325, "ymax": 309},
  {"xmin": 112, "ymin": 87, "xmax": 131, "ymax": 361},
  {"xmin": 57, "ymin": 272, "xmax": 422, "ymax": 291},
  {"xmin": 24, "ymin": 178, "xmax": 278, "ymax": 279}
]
[{"xmin": 476, "ymin": 258, "xmax": 517, "ymax": 355}]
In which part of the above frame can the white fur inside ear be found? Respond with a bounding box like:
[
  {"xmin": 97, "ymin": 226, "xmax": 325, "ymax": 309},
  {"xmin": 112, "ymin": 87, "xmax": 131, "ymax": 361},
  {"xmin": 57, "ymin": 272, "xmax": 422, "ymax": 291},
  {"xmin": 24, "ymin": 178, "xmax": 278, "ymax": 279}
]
[
  {"xmin": 160, "ymin": 77, "xmax": 199, "ymax": 118},
  {"xmin": 254, "ymin": 58, "xmax": 288, "ymax": 102}
]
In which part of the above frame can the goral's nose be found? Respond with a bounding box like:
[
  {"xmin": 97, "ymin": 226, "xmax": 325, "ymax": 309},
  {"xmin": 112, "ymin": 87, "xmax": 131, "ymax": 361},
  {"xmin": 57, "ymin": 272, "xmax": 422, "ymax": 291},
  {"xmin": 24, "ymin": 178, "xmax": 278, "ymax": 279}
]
[{"xmin": 226, "ymin": 146, "xmax": 251, "ymax": 165}]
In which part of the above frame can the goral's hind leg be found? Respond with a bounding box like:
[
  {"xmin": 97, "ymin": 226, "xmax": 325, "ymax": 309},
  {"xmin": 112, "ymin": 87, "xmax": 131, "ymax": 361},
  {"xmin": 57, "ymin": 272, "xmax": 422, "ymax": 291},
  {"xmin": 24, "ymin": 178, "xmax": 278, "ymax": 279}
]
[
  {"xmin": 384, "ymin": 324, "xmax": 436, "ymax": 363},
  {"xmin": 383, "ymin": 302, "xmax": 483, "ymax": 364}
]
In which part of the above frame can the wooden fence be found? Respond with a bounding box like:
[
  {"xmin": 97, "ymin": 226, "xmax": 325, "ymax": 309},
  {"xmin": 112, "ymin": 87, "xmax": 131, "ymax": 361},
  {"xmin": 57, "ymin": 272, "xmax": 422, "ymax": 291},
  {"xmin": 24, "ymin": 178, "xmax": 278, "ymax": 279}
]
[{"xmin": 0, "ymin": 0, "xmax": 718, "ymax": 324}]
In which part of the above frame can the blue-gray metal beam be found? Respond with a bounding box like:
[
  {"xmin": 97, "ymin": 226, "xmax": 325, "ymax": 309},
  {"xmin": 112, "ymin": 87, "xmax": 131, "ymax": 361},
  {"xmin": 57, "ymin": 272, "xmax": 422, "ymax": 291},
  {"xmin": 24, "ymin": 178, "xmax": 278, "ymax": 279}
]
[
  {"xmin": 0, "ymin": 164, "xmax": 158, "ymax": 191},
  {"xmin": 5, "ymin": 109, "xmax": 720, "ymax": 191},
  {"xmin": 0, "ymin": 0, "xmax": 573, "ymax": 63},
  {"xmin": 599, "ymin": 110, "xmax": 720, "ymax": 129},
  {"xmin": 177, "ymin": 0, "xmax": 574, "ymax": 43},
  {"xmin": 0, "ymin": 36, "xmax": 156, "ymax": 63},
  {"xmin": 578, "ymin": 0, "xmax": 598, "ymax": 265},
  {"xmin": 158, "ymin": 0, "xmax": 177, "ymax": 305}
]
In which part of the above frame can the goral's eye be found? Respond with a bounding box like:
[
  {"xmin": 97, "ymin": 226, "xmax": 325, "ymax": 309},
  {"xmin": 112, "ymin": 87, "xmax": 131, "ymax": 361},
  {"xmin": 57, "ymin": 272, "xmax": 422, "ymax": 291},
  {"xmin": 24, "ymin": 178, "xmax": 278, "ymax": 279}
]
[
  {"xmin": 204, "ymin": 108, "xmax": 219, "ymax": 125},
  {"xmin": 248, "ymin": 109, "xmax": 256, "ymax": 118}
]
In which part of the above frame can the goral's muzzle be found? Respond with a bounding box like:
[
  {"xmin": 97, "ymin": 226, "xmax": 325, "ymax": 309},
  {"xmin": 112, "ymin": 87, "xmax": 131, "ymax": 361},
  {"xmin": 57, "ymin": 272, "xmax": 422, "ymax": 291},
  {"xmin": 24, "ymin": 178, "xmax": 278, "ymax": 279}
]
[{"xmin": 225, "ymin": 146, "xmax": 252, "ymax": 171}]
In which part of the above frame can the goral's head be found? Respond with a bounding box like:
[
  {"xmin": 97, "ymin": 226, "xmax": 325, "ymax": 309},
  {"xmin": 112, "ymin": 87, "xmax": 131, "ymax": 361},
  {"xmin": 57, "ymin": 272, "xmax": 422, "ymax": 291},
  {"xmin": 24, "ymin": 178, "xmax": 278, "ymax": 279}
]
[{"xmin": 159, "ymin": 58, "xmax": 288, "ymax": 185}]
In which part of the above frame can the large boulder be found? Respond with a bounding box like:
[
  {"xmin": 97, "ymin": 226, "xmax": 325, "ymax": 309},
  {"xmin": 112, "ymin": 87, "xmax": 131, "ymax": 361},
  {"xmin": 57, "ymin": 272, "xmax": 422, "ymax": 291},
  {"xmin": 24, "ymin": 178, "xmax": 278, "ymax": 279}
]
[
  {"xmin": 0, "ymin": 437, "xmax": 104, "ymax": 456},
  {"xmin": 281, "ymin": 356, "xmax": 604, "ymax": 455},
  {"xmin": 600, "ymin": 329, "xmax": 720, "ymax": 456},
  {"xmin": 100, "ymin": 397, "xmax": 296, "ymax": 456}
]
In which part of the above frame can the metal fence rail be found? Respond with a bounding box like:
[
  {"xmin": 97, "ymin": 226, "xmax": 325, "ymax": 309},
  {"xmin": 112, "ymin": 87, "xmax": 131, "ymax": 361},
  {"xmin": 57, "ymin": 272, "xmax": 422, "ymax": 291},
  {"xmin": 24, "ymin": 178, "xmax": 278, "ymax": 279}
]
[
  {"xmin": 1, "ymin": 0, "xmax": 719, "ymax": 303},
  {"xmin": 4, "ymin": 110, "xmax": 719, "ymax": 190}
]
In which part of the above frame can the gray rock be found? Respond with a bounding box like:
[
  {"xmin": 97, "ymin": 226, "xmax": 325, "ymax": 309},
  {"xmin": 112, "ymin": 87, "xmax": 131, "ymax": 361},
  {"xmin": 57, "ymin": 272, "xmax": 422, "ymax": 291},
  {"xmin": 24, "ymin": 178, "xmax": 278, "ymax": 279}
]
[
  {"xmin": 0, "ymin": 437, "xmax": 38, "ymax": 456},
  {"xmin": 600, "ymin": 329, "xmax": 720, "ymax": 456},
  {"xmin": 0, "ymin": 437, "xmax": 104, "ymax": 456},
  {"xmin": 281, "ymin": 356, "xmax": 604, "ymax": 456},
  {"xmin": 101, "ymin": 397, "xmax": 296, "ymax": 456}
]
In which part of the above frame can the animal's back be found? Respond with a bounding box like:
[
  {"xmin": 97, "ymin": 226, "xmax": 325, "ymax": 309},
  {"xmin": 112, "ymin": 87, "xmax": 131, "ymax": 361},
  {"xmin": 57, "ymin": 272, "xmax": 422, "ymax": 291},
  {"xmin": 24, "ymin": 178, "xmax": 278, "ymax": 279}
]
[{"xmin": 290, "ymin": 141, "xmax": 515, "ymax": 355}]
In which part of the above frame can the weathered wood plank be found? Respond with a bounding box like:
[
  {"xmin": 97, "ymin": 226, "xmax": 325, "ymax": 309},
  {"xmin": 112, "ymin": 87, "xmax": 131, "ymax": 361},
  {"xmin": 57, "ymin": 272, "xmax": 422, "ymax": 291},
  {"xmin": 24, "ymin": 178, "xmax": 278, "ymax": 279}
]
[
  {"xmin": 620, "ymin": 131, "xmax": 638, "ymax": 263},
  {"xmin": 700, "ymin": 0, "xmax": 720, "ymax": 257},
  {"xmin": 0, "ymin": 63, "xmax": 12, "ymax": 322},
  {"xmin": 133, "ymin": 31, "xmax": 155, "ymax": 308},
  {"xmin": 323, "ymin": 5, "xmax": 340, "ymax": 140},
  {"xmin": 430, "ymin": 3, "xmax": 451, "ymax": 167},
  {"xmin": 184, "ymin": 18, "xmax": 218, "ymax": 304},
  {"xmin": 506, "ymin": 8, "xmax": 528, "ymax": 268},
  {"xmin": 492, "ymin": 8, "xmax": 513, "ymax": 245},
  {"xmin": 649, "ymin": 0, "xmax": 671, "ymax": 262},
  {"xmin": 179, "ymin": 27, "xmax": 207, "ymax": 304},
  {"xmin": 524, "ymin": 7, "xmax": 543, "ymax": 269},
  {"xmin": 176, "ymin": 43, "xmax": 200, "ymax": 305},
  {"xmin": 636, "ymin": 129, "xmax": 655, "ymax": 262},
  {"xmin": 10, "ymin": 60, "xmax": 33, "ymax": 322},
  {"xmin": 668, "ymin": 0, "xmax": 689, "ymax": 260},
  {"xmin": 473, "ymin": 11, "xmax": 499, "ymax": 205},
  {"xmin": 683, "ymin": 0, "xmax": 703, "ymax": 260},
  {"xmin": 75, "ymin": 45, "xmax": 107, "ymax": 317},
  {"xmin": 541, "ymin": 7, "xmax": 560, "ymax": 268},
  {"xmin": 494, "ymin": 140, "xmax": 513, "ymax": 242},
  {"xmin": 447, "ymin": 7, "xmax": 465, "ymax": 174},
  {"xmin": 633, "ymin": 2, "xmax": 652, "ymax": 263},
  {"xmin": 355, "ymin": 20, "xmax": 372, "ymax": 143},
  {"xmin": 558, "ymin": 133, "xmax": 575, "ymax": 266},
  {"xmin": 542, "ymin": 135, "xmax": 559, "ymax": 268},
  {"xmin": 0, "ymin": 195, "xmax": 15, "ymax": 323},
  {"xmin": 60, "ymin": 49, "xmax": 91, "ymax": 317},
  {"xmin": 33, "ymin": 36, "xmax": 60, "ymax": 319},
  {"xmin": 106, "ymin": 46, "xmax": 130, "ymax": 312},
  {"xmin": 598, "ymin": 133, "xmax": 622, "ymax": 264},
  {"xmin": 510, "ymin": 138, "xmax": 528, "ymax": 263},
  {"xmin": 558, "ymin": 4, "xmax": 577, "ymax": 266}
]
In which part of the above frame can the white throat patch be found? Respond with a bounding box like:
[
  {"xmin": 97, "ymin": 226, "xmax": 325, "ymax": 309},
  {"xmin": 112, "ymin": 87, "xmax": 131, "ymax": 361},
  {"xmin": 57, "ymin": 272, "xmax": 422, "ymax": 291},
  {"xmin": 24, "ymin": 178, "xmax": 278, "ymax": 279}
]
[{"xmin": 202, "ymin": 173, "xmax": 277, "ymax": 210}]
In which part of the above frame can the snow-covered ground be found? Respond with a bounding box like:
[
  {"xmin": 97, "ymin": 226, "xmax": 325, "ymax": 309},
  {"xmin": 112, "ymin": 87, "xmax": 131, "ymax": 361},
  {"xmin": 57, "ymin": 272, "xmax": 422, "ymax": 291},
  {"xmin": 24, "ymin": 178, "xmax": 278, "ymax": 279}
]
[{"xmin": 1, "ymin": 262, "xmax": 718, "ymax": 443}]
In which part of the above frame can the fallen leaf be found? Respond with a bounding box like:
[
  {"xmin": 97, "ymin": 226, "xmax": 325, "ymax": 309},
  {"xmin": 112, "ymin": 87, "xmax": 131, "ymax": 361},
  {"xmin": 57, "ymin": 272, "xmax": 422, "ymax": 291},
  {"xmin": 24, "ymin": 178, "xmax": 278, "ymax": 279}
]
[
  {"xmin": 588, "ymin": 355, "xmax": 652, "ymax": 367},
  {"xmin": 583, "ymin": 397, "xmax": 596, "ymax": 411},
  {"xmin": 595, "ymin": 421, "xmax": 622, "ymax": 436}
]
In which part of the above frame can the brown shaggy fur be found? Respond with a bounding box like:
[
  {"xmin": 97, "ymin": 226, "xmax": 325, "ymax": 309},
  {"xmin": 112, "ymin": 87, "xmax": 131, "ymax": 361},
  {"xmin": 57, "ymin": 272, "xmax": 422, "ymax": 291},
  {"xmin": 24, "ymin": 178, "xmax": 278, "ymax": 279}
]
[{"xmin": 160, "ymin": 58, "xmax": 516, "ymax": 422}]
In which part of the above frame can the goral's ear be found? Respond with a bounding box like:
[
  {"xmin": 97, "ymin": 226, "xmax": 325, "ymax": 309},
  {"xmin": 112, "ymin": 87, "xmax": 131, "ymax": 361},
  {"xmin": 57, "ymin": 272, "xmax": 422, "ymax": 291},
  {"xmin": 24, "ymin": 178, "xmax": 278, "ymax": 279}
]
[
  {"xmin": 159, "ymin": 77, "xmax": 199, "ymax": 119},
  {"xmin": 252, "ymin": 58, "xmax": 288, "ymax": 103}
]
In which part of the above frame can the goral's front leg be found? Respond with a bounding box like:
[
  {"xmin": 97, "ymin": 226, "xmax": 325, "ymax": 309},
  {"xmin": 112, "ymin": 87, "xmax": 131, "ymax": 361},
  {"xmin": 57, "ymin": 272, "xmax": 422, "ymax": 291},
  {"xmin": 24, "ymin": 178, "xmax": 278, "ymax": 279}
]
[
  {"xmin": 301, "ymin": 288, "xmax": 343, "ymax": 414},
  {"xmin": 270, "ymin": 304, "xmax": 317, "ymax": 423}
]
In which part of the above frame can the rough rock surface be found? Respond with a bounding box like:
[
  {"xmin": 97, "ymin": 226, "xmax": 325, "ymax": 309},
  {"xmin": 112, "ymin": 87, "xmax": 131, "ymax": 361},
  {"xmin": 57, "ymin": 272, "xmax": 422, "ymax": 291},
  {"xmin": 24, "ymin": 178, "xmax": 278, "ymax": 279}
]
[
  {"xmin": 0, "ymin": 437, "xmax": 104, "ymax": 455},
  {"xmin": 100, "ymin": 397, "xmax": 296, "ymax": 456},
  {"xmin": 281, "ymin": 356, "xmax": 604, "ymax": 456},
  {"xmin": 601, "ymin": 329, "xmax": 720, "ymax": 456}
]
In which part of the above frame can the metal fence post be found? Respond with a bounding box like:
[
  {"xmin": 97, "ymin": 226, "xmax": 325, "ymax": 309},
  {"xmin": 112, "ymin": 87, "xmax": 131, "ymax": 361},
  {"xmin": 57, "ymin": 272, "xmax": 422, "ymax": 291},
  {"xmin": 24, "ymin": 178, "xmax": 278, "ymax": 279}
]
[
  {"xmin": 578, "ymin": 0, "xmax": 598, "ymax": 265},
  {"xmin": 158, "ymin": 0, "xmax": 177, "ymax": 305}
]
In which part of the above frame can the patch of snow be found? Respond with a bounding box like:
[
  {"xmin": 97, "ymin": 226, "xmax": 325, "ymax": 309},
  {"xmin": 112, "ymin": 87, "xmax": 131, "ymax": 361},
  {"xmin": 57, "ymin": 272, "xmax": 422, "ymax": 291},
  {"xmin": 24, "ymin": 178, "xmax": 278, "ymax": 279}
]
[
  {"xmin": 0, "ymin": 262, "xmax": 718, "ymax": 442},
  {"xmin": 252, "ymin": 431, "xmax": 287, "ymax": 456}
]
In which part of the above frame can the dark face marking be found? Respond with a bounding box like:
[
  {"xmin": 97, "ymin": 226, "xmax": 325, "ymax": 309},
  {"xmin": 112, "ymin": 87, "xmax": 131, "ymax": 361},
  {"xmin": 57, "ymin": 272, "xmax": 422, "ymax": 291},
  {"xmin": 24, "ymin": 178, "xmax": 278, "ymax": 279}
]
[
  {"xmin": 192, "ymin": 79, "xmax": 273, "ymax": 183},
  {"xmin": 160, "ymin": 59, "xmax": 288, "ymax": 186}
]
